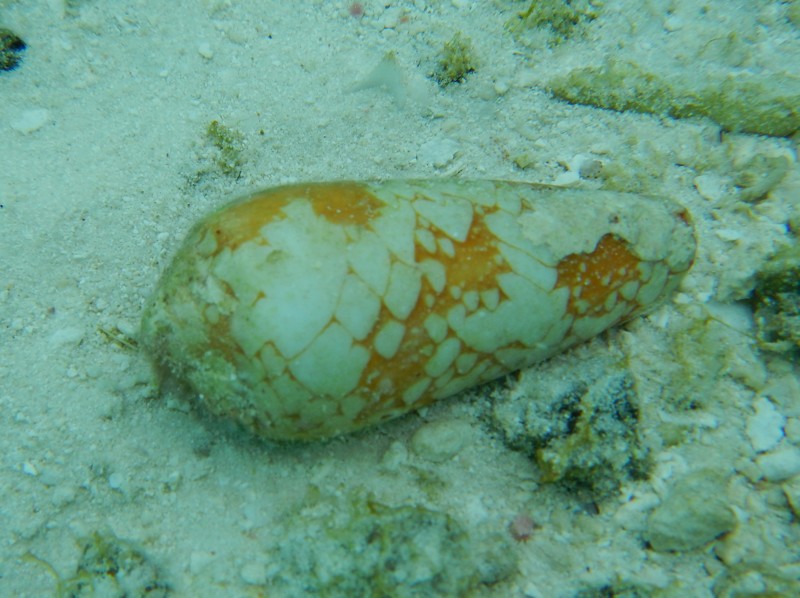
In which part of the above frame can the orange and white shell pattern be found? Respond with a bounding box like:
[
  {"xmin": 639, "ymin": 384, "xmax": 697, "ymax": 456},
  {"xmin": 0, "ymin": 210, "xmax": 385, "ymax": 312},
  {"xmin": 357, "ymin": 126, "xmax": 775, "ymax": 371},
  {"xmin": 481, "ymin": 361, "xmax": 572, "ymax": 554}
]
[{"xmin": 140, "ymin": 180, "xmax": 695, "ymax": 440}]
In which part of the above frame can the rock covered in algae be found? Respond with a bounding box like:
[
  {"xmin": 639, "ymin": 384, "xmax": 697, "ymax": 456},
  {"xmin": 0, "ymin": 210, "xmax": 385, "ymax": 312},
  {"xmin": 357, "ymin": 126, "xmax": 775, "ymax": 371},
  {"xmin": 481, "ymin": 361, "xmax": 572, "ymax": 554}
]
[{"xmin": 267, "ymin": 493, "xmax": 516, "ymax": 596}]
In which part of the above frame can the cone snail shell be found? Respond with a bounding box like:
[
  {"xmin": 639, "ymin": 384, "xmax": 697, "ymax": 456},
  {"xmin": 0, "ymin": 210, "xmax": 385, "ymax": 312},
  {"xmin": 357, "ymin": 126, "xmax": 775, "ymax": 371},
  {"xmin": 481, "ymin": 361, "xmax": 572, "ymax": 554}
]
[{"xmin": 140, "ymin": 179, "xmax": 695, "ymax": 441}]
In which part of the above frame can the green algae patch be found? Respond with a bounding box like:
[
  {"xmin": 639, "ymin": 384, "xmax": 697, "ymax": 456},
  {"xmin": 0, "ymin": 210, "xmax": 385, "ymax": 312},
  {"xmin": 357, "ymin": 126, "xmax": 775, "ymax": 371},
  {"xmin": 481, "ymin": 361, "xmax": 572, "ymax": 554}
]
[
  {"xmin": 186, "ymin": 120, "xmax": 248, "ymax": 190},
  {"xmin": 509, "ymin": 0, "xmax": 600, "ymax": 45},
  {"xmin": 749, "ymin": 246, "xmax": 800, "ymax": 359},
  {"xmin": 548, "ymin": 59, "xmax": 800, "ymax": 137},
  {"xmin": 27, "ymin": 531, "xmax": 171, "ymax": 597},
  {"xmin": 205, "ymin": 120, "xmax": 245, "ymax": 176},
  {"xmin": 490, "ymin": 351, "xmax": 649, "ymax": 499},
  {"xmin": 432, "ymin": 32, "xmax": 476, "ymax": 86}
]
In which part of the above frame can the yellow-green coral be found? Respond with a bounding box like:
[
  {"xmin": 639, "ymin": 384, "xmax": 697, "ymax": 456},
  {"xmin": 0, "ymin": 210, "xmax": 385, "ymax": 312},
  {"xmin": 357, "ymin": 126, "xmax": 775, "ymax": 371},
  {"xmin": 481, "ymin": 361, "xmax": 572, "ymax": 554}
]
[
  {"xmin": 432, "ymin": 32, "xmax": 476, "ymax": 86},
  {"xmin": 206, "ymin": 120, "xmax": 245, "ymax": 176},
  {"xmin": 518, "ymin": 0, "xmax": 598, "ymax": 34},
  {"xmin": 509, "ymin": 0, "xmax": 599, "ymax": 45}
]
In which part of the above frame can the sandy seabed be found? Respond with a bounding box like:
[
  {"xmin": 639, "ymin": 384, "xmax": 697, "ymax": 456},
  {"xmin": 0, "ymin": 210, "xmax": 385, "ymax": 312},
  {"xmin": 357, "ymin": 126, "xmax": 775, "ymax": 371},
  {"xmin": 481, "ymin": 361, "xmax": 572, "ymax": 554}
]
[{"xmin": 2, "ymin": 1, "xmax": 799, "ymax": 596}]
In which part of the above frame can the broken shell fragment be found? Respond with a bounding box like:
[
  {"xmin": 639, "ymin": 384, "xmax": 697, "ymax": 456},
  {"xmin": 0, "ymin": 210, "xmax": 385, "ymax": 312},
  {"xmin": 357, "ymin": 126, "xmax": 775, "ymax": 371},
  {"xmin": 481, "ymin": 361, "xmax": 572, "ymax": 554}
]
[{"xmin": 140, "ymin": 180, "xmax": 695, "ymax": 440}]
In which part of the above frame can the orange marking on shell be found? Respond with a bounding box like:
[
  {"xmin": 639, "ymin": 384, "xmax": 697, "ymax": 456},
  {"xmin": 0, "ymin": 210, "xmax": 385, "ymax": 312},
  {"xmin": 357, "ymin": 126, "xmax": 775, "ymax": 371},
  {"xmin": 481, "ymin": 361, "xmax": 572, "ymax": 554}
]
[
  {"xmin": 209, "ymin": 193, "xmax": 289, "ymax": 253},
  {"xmin": 347, "ymin": 206, "xmax": 510, "ymax": 423},
  {"xmin": 209, "ymin": 182, "xmax": 383, "ymax": 252},
  {"xmin": 555, "ymin": 234, "xmax": 642, "ymax": 317},
  {"xmin": 414, "ymin": 206, "xmax": 504, "ymax": 293},
  {"xmin": 307, "ymin": 181, "xmax": 384, "ymax": 225}
]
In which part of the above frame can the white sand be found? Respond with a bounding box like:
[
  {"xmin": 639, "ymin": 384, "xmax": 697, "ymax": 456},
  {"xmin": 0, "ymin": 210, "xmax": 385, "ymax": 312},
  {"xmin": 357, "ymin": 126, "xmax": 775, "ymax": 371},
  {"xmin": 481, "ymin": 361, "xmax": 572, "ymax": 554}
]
[{"xmin": 1, "ymin": 0, "xmax": 798, "ymax": 595}]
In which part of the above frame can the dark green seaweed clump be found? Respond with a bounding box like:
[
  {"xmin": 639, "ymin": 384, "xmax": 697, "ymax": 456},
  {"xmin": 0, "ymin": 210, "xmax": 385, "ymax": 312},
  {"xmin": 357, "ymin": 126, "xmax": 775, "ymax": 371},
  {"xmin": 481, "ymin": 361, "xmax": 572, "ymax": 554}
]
[
  {"xmin": 0, "ymin": 28, "xmax": 26, "ymax": 71},
  {"xmin": 749, "ymin": 255, "xmax": 800, "ymax": 359},
  {"xmin": 490, "ymin": 356, "xmax": 649, "ymax": 499}
]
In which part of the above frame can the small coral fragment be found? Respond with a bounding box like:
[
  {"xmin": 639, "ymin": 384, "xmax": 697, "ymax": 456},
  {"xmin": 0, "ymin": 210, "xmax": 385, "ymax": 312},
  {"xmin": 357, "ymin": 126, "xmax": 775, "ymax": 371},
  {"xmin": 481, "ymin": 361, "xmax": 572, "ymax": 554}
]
[
  {"xmin": 205, "ymin": 120, "xmax": 245, "ymax": 176},
  {"xmin": 513, "ymin": 0, "xmax": 598, "ymax": 40},
  {"xmin": 432, "ymin": 32, "xmax": 476, "ymax": 86}
]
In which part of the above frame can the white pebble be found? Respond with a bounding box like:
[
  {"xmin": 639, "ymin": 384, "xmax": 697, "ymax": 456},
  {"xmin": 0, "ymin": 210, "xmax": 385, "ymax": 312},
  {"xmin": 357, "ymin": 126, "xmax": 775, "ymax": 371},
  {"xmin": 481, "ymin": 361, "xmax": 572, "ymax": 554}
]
[
  {"xmin": 108, "ymin": 472, "xmax": 126, "ymax": 491},
  {"xmin": 380, "ymin": 7, "xmax": 403, "ymax": 29},
  {"xmin": 551, "ymin": 170, "xmax": 581, "ymax": 187},
  {"xmin": 410, "ymin": 419, "xmax": 472, "ymax": 462},
  {"xmin": 241, "ymin": 561, "xmax": 268, "ymax": 585},
  {"xmin": 52, "ymin": 484, "xmax": 77, "ymax": 507},
  {"xmin": 49, "ymin": 326, "xmax": 85, "ymax": 348},
  {"xmin": 785, "ymin": 418, "xmax": 800, "ymax": 443},
  {"xmin": 579, "ymin": 158, "xmax": 603, "ymax": 179},
  {"xmin": 715, "ymin": 228, "xmax": 744, "ymax": 242},
  {"xmin": 493, "ymin": 80, "xmax": 510, "ymax": 96},
  {"xmin": 644, "ymin": 469, "xmax": 736, "ymax": 552},
  {"xmin": 417, "ymin": 138, "xmax": 460, "ymax": 168},
  {"xmin": 11, "ymin": 108, "xmax": 51, "ymax": 134},
  {"xmin": 190, "ymin": 551, "xmax": 216, "ymax": 574},
  {"xmin": 663, "ymin": 15, "xmax": 684, "ymax": 31},
  {"xmin": 746, "ymin": 397, "xmax": 786, "ymax": 453},
  {"xmin": 116, "ymin": 319, "xmax": 138, "ymax": 338},
  {"xmin": 763, "ymin": 374, "xmax": 800, "ymax": 417},
  {"xmin": 703, "ymin": 301, "xmax": 754, "ymax": 334},
  {"xmin": 693, "ymin": 173, "xmax": 726, "ymax": 201},
  {"xmin": 381, "ymin": 440, "xmax": 408, "ymax": 470},
  {"xmin": 756, "ymin": 444, "xmax": 800, "ymax": 482},
  {"xmin": 197, "ymin": 42, "xmax": 213, "ymax": 59}
]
